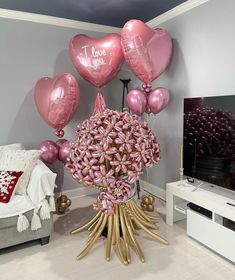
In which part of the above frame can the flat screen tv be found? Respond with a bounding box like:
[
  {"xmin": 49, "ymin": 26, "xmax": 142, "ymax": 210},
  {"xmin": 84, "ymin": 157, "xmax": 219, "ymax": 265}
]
[{"xmin": 183, "ymin": 95, "xmax": 235, "ymax": 192}]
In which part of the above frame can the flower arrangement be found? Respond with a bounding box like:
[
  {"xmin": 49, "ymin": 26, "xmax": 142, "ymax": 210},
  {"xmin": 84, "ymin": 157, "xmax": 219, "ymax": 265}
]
[{"xmin": 66, "ymin": 108, "xmax": 160, "ymax": 214}]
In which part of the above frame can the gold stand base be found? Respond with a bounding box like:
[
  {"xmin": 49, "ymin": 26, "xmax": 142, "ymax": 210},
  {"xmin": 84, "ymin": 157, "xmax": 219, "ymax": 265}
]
[{"xmin": 71, "ymin": 200, "xmax": 169, "ymax": 265}]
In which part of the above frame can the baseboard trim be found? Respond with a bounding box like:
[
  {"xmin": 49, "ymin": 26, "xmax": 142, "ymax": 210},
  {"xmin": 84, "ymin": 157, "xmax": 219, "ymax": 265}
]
[
  {"xmin": 139, "ymin": 179, "xmax": 166, "ymax": 201},
  {"xmin": 59, "ymin": 186, "xmax": 98, "ymax": 199},
  {"xmin": 0, "ymin": 8, "xmax": 121, "ymax": 33},
  {"xmin": 146, "ymin": 0, "xmax": 209, "ymax": 28}
]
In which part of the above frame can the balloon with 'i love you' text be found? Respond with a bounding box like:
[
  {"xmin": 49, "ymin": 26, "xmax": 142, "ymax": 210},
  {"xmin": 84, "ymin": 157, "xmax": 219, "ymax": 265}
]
[{"xmin": 69, "ymin": 34, "xmax": 123, "ymax": 89}]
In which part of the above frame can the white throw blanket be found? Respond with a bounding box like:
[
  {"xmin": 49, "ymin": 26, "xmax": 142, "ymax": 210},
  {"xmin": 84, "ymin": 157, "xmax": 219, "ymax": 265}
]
[
  {"xmin": 0, "ymin": 160, "xmax": 57, "ymax": 232},
  {"xmin": 0, "ymin": 195, "xmax": 34, "ymax": 218}
]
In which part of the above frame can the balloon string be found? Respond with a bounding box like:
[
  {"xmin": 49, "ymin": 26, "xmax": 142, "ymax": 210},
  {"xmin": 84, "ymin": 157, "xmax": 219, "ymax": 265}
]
[{"xmin": 93, "ymin": 92, "xmax": 106, "ymax": 115}]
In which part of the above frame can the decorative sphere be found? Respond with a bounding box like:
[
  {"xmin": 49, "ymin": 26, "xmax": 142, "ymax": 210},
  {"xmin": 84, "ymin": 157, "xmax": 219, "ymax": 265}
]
[
  {"xmin": 140, "ymin": 202, "xmax": 148, "ymax": 210},
  {"xmin": 60, "ymin": 195, "xmax": 68, "ymax": 203},
  {"xmin": 147, "ymin": 204, "xmax": 154, "ymax": 212},
  {"xmin": 66, "ymin": 199, "xmax": 72, "ymax": 207}
]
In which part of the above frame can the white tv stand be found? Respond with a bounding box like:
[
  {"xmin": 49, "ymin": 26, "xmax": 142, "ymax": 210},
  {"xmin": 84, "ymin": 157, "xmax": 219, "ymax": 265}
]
[{"xmin": 166, "ymin": 180, "xmax": 235, "ymax": 263}]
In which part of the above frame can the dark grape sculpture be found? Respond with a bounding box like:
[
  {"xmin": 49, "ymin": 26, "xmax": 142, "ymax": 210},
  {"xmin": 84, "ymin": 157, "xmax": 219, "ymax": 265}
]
[{"xmin": 184, "ymin": 107, "xmax": 235, "ymax": 157}]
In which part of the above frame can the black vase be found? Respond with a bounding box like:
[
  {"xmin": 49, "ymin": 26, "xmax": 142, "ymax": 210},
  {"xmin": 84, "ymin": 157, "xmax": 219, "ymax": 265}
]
[{"xmin": 229, "ymin": 161, "xmax": 235, "ymax": 190}]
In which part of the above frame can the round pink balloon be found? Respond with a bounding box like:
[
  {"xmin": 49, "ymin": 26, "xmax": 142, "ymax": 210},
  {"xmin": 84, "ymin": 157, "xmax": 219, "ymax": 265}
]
[
  {"xmin": 34, "ymin": 73, "xmax": 80, "ymax": 137},
  {"xmin": 59, "ymin": 140, "xmax": 71, "ymax": 164},
  {"xmin": 121, "ymin": 20, "xmax": 172, "ymax": 84},
  {"xmin": 39, "ymin": 140, "xmax": 59, "ymax": 164},
  {"xmin": 147, "ymin": 87, "xmax": 170, "ymax": 114},
  {"xmin": 69, "ymin": 34, "xmax": 123, "ymax": 88},
  {"xmin": 56, "ymin": 139, "xmax": 67, "ymax": 149},
  {"xmin": 161, "ymin": 88, "xmax": 170, "ymax": 109},
  {"xmin": 127, "ymin": 89, "xmax": 147, "ymax": 116}
]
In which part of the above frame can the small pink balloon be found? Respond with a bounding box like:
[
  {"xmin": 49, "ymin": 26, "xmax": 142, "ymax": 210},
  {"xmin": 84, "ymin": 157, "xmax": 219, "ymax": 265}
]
[
  {"xmin": 55, "ymin": 129, "xmax": 64, "ymax": 138},
  {"xmin": 127, "ymin": 89, "xmax": 147, "ymax": 116},
  {"xmin": 121, "ymin": 20, "xmax": 172, "ymax": 84},
  {"xmin": 34, "ymin": 73, "xmax": 80, "ymax": 137},
  {"xmin": 144, "ymin": 88, "xmax": 151, "ymax": 94},
  {"xmin": 147, "ymin": 87, "xmax": 170, "ymax": 114},
  {"xmin": 142, "ymin": 84, "xmax": 147, "ymax": 89},
  {"xmin": 39, "ymin": 140, "xmax": 59, "ymax": 164},
  {"xmin": 69, "ymin": 34, "xmax": 123, "ymax": 88},
  {"xmin": 59, "ymin": 140, "xmax": 71, "ymax": 164}
]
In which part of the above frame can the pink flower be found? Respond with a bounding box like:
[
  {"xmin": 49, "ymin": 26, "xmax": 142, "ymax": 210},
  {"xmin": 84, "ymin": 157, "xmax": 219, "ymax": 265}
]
[
  {"xmin": 115, "ymin": 131, "xmax": 135, "ymax": 153},
  {"xmin": 92, "ymin": 142, "xmax": 117, "ymax": 164},
  {"xmin": 71, "ymin": 169, "xmax": 94, "ymax": 186},
  {"xmin": 97, "ymin": 192, "xmax": 114, "ymax": 215},
  {"xmin": 94, "ymin": 125, "xmax": 114, "ymax": 144},
  {"xmin": 80, "ymin": 156, "xmax": 98, "ymax": 177},
  {"xmin": 131, "ymin": 143, "xmax": 148, "ymax": 163},
  {"xmin": 107, "ymin": 180, "xmax": 131, "ymax": 204},
  {"xmin": 110, "ymin": 153, "xmax": 131, "ymax": 174},
  {"xmin": 94, "ymin": 165, "xmax": 115, "ymax": 187}
]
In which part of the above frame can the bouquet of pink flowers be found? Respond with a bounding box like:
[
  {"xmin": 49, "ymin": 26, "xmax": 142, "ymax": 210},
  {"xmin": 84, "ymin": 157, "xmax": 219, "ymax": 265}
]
[{"xmin": 66, "ymin": 109, "xmax": 160, "ymax": 214}]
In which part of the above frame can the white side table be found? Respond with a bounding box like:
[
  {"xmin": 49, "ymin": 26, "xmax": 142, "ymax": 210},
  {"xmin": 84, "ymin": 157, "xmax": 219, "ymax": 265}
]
[
  {"xmin": 166, "ymin": 180, "xmax": 235, "ymax": 225},
  {"xmin": 166, "ymin": 180, "xmax": 235, "ymax": 262}
]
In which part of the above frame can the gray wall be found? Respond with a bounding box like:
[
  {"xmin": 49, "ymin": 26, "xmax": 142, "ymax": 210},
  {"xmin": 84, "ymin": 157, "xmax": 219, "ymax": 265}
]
[
  {"xmin": 0, "ymin": 17, "xmax": 124, "ymax": 191},
  {"xmin": 142, "ymin": 0, "xmax": 235, "ymax": 189}
]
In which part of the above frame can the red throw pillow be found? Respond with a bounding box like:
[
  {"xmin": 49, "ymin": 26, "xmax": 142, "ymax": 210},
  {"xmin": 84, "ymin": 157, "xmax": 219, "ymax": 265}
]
[{"xmin": 0, "ymin": 171, "xmax": 23, "ymax": 203}]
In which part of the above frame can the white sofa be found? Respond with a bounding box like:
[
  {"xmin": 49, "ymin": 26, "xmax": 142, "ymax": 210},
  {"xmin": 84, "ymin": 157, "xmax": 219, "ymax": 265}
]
[{"xmin": 0, "ymin": 144, "xmax": 57, "ymax": 249}]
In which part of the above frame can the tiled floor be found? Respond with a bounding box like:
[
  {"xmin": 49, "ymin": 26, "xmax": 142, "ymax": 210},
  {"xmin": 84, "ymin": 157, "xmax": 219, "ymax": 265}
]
[{"xmin": 0, "ymin": 193, "xmax": 234, "ymax": 280}]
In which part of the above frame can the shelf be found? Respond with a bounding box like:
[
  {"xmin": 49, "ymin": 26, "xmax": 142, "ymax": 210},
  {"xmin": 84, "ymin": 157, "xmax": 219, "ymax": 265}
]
[
  {"xmin": 174, "ymin": 201, "xmax": 188, "ymax": 215},
  {"xmin": 167, "ymin": 182, "xmax": 235, "ymax": 222}
]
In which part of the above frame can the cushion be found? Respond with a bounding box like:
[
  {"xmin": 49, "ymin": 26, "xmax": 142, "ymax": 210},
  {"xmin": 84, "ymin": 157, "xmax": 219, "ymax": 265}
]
[
  {"xmin": 0, "ymin": 143, "xmax": 24, "ymax": 159},
  {"xmin": 0, "ymin": 149, "xmax": 40, "ymax": 195},
  {"xmin": 0, "ymin": 171, "xmax": 23, "ymax": 203}
]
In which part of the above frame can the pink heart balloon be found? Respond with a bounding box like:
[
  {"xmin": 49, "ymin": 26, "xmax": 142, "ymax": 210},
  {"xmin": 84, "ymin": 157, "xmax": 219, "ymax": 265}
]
[
  {"xmin": 34, "ymin": 73, "xmax": 80, "ymax": 137},
  {"xmin": 121, "ymin": 20, "xmax": 172, "ymax": 84},
  {"xmin": 127, "ymin": 89, "xmax": 147, "ymax": 116},
  {"xmin": 147, "ymin": 87, "xmax": 170, "ymax": 114},
  {"xmin": 69, "ymin": 34, "xmax": 123, "ymax": 88}
]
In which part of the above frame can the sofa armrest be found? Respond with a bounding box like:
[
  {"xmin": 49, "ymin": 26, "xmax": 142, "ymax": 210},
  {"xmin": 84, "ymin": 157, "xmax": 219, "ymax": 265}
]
[{"xmin": 27, "ymin": 160, "xmax": 57, "ymax": 207}]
